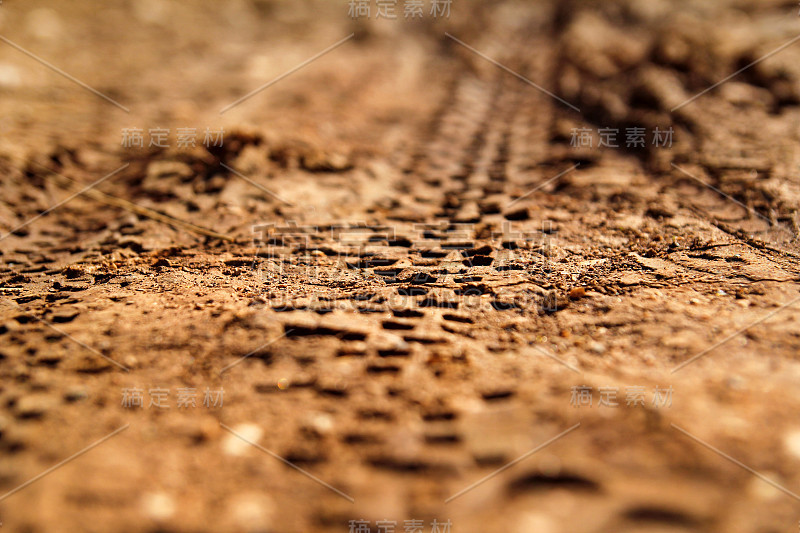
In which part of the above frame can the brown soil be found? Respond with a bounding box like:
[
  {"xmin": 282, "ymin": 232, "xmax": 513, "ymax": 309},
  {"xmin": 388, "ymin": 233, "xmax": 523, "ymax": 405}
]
[{"xmin": 1, "ymin": 1, "xmax": 800, "ymax": 532}]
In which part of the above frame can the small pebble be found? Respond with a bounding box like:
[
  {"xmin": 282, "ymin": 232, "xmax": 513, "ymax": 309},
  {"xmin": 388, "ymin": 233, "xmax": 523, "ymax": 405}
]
[
  {"xmin": 228, "ymin": 493, "xmax": 274, "ymax": 529},
  {"xmin": 64, "ymin": 388, "xmax": 88, "ymax": 403},
  {"xmin": 302, "ymin": 412, "xmax": 334, "ymax": 436},
  {"xmin": 748, "ymin": 472, "xmax": 782, "ymax": 501},
  {"xmin": 504, "ymin": 207, "xmax": 530, "ymax": 221},
  {"xmin": 0, "ymin": 63, "xmax": 22, "ymax": 89},
  {"xmin": 15, "ymin": 395, "xmax": 53, "ymax": 419},
  {"xmin": 568, "ymin": 287, "xmax": 586, "ymax": 300},
  {"xmin": 51, "ymin": 310, "xmax": 80, "ymax": 323},
  {"xmin": 141, "ymin": 492, "xmax": 176, "ymax": 521},
  {"xmin": 300, "ymin": 150, "xmax": 352, "ymax": 172},
  {"xmin": 223, "ymin": 423, "xmax": 263, "ymax": 456},
  {"xmin": 783, "ymin": 429, "xmax": 800, "ymax": 459},
  {"xmin": 516, "ymin": 513, "xmax": 557, "ymax": 533},
  {"xmin": 588, "ymin": 341, "xmax": 606, "ymax": 354}
]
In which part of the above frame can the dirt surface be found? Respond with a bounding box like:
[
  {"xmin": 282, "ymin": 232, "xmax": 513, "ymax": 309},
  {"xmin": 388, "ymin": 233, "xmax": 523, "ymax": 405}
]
[{"xmin": 2, "ymin": 1, "xmax": 800, "ymax": 532}]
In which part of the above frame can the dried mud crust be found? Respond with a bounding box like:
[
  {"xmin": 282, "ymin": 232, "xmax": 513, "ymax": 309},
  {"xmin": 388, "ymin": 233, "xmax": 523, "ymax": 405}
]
[{"xmin": 1, "ymin": 1, "xmax": 800, "ymax": 533}]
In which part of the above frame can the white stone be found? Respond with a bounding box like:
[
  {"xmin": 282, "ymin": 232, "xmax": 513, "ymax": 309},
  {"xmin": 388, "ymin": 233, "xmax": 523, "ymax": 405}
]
[
  {"xmin": 516, "ymin": 512, "xmax": 557, "ymax": 533},
  {"xmin": 783, "ymin": 429, "xmax": 800, "ymax": 459},
  {"xmin": 588, "ymin": 341, "xmax": 606, "ymax": 354},
  {"xmin": 228, "ymin": 493, "xmax": 274, "ymax": 529},
  {"xmin": 747, "ymin": 473, "xmax": 782, "ymax": 501},
  {"xmin": 303, "ymin": 412, "xmax": 334, "ymax": 435},
  {"xmin": 223, "ymin": 423, "xmax": 264, "ymax": 457},
  {"xmin": 0, "ymin": 64, "xmax": 22, "ymax": 88},
  {"xmin": 141, "ymin": 492, "xmax": 176, "ymax": 521}
]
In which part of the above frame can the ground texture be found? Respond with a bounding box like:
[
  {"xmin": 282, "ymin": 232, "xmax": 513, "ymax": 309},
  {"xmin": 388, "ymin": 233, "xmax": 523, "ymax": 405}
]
[{"xmin": 1, "ymin": 1, "xmax": 800, "ymax": 532}]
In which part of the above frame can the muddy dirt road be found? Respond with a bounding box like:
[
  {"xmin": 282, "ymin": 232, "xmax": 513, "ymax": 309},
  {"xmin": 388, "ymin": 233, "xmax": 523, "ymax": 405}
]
[{"xmin": 1, "ymin": 1, "xmax": 800, "ymax": 532}]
